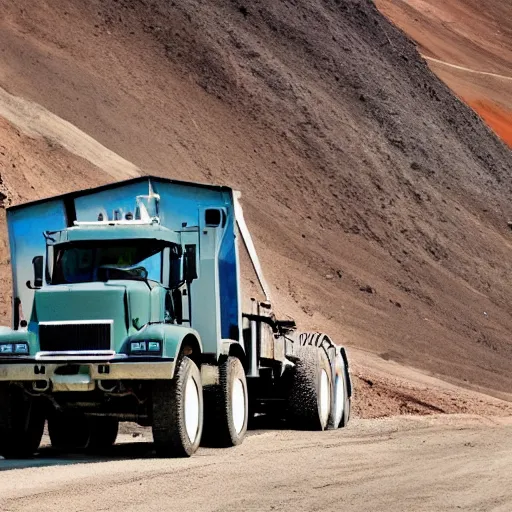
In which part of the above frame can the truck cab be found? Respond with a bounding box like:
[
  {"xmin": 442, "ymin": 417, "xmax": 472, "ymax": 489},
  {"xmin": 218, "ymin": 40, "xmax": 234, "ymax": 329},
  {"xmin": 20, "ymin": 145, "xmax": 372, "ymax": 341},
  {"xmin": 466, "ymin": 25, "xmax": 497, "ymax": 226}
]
[{"xmin": 34, "ymin": 223, "xmax": 194, "ymax": 358}]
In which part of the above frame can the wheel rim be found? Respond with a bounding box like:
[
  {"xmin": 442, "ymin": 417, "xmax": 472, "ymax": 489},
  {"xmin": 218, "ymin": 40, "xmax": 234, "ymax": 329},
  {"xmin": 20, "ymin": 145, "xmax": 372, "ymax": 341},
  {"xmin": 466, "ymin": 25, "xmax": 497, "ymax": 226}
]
[
  {"xmin": 232, "ymin": 378, "xmax": 246, "ymax": 435},
  {"xmin": 184, "ymin": 376, "xmax": 200, "ymax": 443},
  {"xmin": 334, "ymin": 373, "xmax": 345, "ymax": 426},
  {"xmin": 319, "ymin": 368, "xmax": 330, "ymax": 427}
]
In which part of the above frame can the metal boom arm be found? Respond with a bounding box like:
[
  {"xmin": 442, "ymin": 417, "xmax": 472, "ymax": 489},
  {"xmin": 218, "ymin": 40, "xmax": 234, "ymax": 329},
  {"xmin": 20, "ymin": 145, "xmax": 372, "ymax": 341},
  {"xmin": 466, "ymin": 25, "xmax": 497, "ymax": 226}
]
[{"xmin": 233, "ymin": 192, "xmax": 272, "ymax": 303}]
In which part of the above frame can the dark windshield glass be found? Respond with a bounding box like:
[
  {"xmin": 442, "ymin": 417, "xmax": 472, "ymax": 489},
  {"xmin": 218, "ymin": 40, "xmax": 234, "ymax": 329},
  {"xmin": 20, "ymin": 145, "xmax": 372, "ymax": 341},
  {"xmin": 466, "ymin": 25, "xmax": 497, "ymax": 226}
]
[{"xmin": 51, "ymin": 240, "xmax": 170, "ymax": 285}]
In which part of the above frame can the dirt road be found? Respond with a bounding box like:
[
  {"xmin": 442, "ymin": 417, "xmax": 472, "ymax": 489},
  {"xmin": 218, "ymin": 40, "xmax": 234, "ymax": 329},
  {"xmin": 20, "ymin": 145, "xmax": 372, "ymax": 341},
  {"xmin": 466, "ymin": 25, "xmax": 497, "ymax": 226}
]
[
  {"xmin": 421, "ymin": 56, "xmax": 512, "ymax": 82},
  {"xmin": 1, "ymin": 415, "xmax": 511, "ymax": 512}
]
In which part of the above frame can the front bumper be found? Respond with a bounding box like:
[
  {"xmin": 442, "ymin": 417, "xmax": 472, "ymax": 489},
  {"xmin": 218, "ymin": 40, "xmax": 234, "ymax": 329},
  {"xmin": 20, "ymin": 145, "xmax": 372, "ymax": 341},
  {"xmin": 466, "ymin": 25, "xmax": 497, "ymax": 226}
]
[{"xmin": 0, "ymin": 355, "xmax": 175, "ymax": 391}]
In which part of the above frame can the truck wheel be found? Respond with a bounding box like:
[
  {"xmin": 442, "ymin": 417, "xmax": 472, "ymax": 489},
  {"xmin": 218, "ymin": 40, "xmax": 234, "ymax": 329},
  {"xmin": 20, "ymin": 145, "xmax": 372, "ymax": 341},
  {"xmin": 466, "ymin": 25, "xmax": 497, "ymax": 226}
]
[
  {"xmin": 340, "ymin": 366, "xmax": 351, "ymax": 428},
  {"xmin": 152, "ymin": 356, "xmax": 203, "ymax": 457},
  {"xmin": 202, "ymin": 356, "xmax": 248, "ymax": 447},
  {"xmin": 328, "ymin": 353, "xmax": 350, "ymax": 429},
  {"xmin": 48, "ymin": 412, "xmax": 90, "ymax": 452},
  {"xmin": 0, "ymin": 383, "xmax": 45, "ymax": 459},
  {"xmin": 287, "ymin": 346, "xmax": 332, "ymax": 430},
  {"xmin": 86, "ymin": 417, "xmax": 119, "ymax": 453},
  {"xmin": 49, "ymin": 413, "xmax": 119, "ymax": 453}
]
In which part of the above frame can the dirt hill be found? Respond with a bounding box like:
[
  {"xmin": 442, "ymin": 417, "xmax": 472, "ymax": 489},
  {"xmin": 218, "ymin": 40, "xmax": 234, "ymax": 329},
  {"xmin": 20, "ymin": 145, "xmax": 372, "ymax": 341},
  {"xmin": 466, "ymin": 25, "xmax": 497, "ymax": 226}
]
[
  {"xmin": 1, "ymin": 0, "xmax": 512, "ymax": 409},
  {"xmin": 375, "ymin": 0, "xmax": 512, "ymax": 147}
]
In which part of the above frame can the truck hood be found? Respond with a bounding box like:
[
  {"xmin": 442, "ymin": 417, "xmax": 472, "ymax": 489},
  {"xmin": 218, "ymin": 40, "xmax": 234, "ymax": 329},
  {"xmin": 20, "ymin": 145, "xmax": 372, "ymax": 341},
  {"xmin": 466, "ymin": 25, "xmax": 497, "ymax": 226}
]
[{"xmin": 33, "ymin": 281, "xmax": 152, "ymax": 349}]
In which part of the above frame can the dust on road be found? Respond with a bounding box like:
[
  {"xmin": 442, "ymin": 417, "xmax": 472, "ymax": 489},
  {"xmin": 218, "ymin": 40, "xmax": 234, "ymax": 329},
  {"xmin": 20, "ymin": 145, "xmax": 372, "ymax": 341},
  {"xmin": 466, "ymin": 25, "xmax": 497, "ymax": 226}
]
[{"xmin": 1, "ymin": 415, "xmax": 511, "ymax": 512}]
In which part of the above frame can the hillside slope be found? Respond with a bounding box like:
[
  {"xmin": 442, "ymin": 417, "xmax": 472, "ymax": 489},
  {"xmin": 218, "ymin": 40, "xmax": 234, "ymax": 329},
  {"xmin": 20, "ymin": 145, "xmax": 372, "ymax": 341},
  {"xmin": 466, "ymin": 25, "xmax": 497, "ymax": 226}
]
[
  {"xmin": 375, "ymin": 0, "xmax": 512, "ymax": 147},
  {"xmin": 0, "ymin": 0, "xmax": 511, "ymax": 400}
]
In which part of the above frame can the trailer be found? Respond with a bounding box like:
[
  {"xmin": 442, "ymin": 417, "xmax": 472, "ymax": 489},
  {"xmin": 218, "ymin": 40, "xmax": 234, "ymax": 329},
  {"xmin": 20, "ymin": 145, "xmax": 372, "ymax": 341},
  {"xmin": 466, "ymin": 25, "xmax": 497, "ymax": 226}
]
[{"xmin": 0, "ymin": 176, "xmax": 351, "ymax": 458}]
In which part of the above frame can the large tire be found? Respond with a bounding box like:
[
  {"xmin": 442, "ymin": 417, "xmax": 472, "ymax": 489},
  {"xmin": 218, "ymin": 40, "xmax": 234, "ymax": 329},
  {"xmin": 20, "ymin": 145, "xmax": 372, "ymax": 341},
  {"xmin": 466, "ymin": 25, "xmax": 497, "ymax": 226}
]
[
  {"xmin": 340, "ymin": 366, "xmax": 351, "ymax": 428},
  {"xmin": 49, "ymin": 412, "xmax": 118, "ymax": 453},
  {"xmin": 328, "ymin": 352, "xmax": 350, "ymax": 429},
  {"xmin": 86, "ymin": 417, "xmax": 119, "ymax": 453},
  {"xmin": 202, "ymin": 357, "xmax": 248, "ymax": 447},
  {"xmin": 48, "ymin": 411, "xmax": 89, "ymax": 452},
  {"xmin": 0, "ymin": 383, "xmax": 45, "ymax": 459},
  {"xmin": 152, "ymin": 356, "xmax": 203, "ymax": 457},
  {"xmin": 287, "ymin": 346, "xmax": 332, "ymax": 430}
]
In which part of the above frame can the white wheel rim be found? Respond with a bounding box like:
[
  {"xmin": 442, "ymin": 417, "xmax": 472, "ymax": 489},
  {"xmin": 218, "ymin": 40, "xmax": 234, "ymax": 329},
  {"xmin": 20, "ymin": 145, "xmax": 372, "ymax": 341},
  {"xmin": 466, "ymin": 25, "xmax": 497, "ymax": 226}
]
[
  {"xmin": 334, "ymin": 374, "xmax": 345, "ymax": 426},
  {"xmin": 184, "ymin": 376, "xmax": 200, "ymax": 443},
  {"xmin": 232, "ymin": 378, "xmax": 246, "ymax": 435},
  {"xmin": 320, "ymin": 369, "xmax": 330, "ymax": 427}
]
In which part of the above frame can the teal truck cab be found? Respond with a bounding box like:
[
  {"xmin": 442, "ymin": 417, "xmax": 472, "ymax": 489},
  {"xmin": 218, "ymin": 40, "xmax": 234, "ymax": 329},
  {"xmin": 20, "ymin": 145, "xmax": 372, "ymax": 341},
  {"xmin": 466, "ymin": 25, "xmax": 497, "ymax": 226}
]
[{"xmin": 0, "ymin": 177, "xmax": 351, "ymax": 458}]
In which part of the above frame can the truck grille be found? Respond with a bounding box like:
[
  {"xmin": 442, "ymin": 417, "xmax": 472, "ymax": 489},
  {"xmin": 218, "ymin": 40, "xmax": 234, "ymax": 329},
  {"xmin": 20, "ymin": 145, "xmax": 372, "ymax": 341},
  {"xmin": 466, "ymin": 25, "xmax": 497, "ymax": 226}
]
[{"xmin": 39, "ymin": 322, "xmax": 112, "ymax": 352}]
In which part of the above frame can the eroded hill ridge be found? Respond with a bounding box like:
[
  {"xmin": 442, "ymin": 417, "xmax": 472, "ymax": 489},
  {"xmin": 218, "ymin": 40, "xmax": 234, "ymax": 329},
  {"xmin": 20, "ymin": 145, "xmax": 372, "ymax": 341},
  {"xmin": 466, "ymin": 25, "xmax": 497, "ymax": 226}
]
[{"xmin": 0, "ymin": 0, "xmax": 511, "ymax": 412}]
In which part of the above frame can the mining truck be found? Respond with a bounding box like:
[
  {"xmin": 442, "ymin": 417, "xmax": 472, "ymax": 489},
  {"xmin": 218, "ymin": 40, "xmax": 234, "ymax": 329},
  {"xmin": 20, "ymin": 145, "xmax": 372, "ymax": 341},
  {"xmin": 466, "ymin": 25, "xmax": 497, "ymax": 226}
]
[{"xmin": 0, "ymin": 177, "xmax": 351, "ymax": 458}]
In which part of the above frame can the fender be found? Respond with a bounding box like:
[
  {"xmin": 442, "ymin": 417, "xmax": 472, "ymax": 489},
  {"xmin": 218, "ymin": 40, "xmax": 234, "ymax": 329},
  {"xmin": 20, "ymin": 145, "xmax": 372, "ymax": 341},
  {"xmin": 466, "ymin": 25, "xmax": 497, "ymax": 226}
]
[
  {"xmin": 220, "ymin": 339, "xmax": 247, "ymax": 370},
  {"xmin": 0, "ymin": 327, "xmax": 34, "ymax": 352},
  {"xmin": 122, "ymin": 323, "xmax": 202, "ymax": 376}
]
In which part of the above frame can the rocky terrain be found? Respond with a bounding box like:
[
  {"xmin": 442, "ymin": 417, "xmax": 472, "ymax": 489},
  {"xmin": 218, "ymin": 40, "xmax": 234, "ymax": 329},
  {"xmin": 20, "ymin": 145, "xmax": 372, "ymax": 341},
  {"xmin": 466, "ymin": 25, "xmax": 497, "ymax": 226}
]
[
  {"xmin": 376, "ymin": 0, "xmax": 512, "ymax": 147},
  {"xmin": 1, "ymin": 1, "xmax": 512, "ymax": 509},
  {"xmin": 0, "ymin": 0, "xmax": 511, "ymax": 416}
]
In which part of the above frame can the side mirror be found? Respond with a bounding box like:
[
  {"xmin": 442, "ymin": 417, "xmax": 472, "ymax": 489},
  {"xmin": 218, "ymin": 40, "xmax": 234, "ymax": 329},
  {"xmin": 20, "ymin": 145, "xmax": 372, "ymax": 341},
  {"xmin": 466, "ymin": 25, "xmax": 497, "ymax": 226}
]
[
  {"xmin": 26, "ymin": 256, "xmax": 44, "ymax": 289},
  {"xmin": 183, "ymin": 245, "xmax": 197, "ymax": 283}
]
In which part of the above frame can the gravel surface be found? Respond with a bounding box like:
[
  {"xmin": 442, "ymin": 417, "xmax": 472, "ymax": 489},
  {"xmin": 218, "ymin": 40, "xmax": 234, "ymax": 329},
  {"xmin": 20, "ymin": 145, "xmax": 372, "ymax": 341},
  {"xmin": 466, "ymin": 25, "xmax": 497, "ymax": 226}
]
[{"xmin": 1, "ymin": 415, "xmax": 511, "ymax": 511}]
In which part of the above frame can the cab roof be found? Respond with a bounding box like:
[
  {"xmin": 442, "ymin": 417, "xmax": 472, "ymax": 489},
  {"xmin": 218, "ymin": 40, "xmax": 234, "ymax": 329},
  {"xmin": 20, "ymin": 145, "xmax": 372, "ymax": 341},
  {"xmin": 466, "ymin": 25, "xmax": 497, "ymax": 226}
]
[
  {"xmin": 50, "ymin": 222, "xmax": 180, "ymax": 245},
  {"xmin": 7, "ymin": 176, "xmax": 233, "ymax": 213}
]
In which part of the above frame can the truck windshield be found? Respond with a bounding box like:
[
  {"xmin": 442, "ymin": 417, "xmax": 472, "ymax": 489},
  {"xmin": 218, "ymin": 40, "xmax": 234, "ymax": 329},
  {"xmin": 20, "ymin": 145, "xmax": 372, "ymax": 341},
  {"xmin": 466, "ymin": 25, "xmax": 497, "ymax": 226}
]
[{"xmin": 51, "ymin": 240, "xmax": 173, "ymax": 285}]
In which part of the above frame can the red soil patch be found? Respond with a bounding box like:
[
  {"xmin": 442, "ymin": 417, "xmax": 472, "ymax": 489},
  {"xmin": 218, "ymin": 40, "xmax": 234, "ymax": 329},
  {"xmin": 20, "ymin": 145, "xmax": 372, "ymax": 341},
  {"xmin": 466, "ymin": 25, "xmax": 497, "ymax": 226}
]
[
  {"xmin": 468, "ymin": 100, "xmax": 512, "ymax": 149},
  {"xmin": 375, "ymin": 0, "xmax": 512, "ymax": 149}
]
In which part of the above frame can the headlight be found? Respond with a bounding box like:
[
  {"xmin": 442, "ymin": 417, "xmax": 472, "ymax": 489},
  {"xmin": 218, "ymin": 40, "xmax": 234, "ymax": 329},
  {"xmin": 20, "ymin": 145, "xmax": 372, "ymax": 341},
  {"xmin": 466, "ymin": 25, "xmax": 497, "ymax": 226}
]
[
  {"xmin": 130, "ymin": 341, "xmax": 161, "ymax": 354},
  {"xmin": 130, "ymin": 341, "xmax": 147, "ymax": 352},
  {"xmin": 15, "ymin": 343, "xmax": 29, "ymax": 354},
  {"xmin": 0, "ymin": 344, "xmax": 13, "ymax": 354},
  {"xmin": 0, "ymin": 342, "xmax": 29, "ymax": 355}
]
